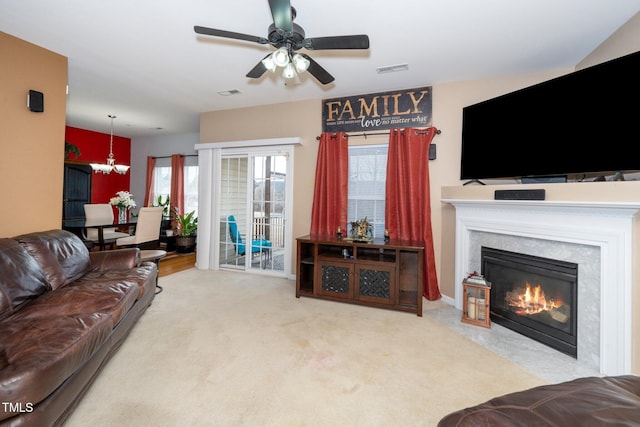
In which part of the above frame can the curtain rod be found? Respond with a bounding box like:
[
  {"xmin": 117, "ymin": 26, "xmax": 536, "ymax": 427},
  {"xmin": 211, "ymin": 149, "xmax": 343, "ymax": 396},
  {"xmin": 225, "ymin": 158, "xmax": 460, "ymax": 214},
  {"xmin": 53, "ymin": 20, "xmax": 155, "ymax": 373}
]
[
  {"xmin": 152, "ymin": 154, "xmax": 198, "ymax": 159},
  {"xmin": 315, "ymin": 128, "xmax": 441, "ymax": 140}
]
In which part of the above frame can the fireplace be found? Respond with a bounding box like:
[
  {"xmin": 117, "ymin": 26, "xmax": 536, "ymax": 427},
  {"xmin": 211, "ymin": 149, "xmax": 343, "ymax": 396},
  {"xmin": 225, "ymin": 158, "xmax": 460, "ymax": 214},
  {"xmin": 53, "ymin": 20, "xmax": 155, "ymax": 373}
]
[
  {"xmin": 444, "ymin": 196, "xmax": 640, "ymax": 374},
  {"xmin": 482, "ymin": 247, "xmax": 578, "ymax": 357}
]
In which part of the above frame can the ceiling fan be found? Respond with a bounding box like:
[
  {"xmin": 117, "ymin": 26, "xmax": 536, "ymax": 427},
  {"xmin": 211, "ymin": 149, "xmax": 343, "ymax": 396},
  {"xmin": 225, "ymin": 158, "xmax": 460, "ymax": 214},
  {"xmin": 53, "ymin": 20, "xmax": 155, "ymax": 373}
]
[{"xmin": 194, "ymin": 0, "xmax": 370, "ymax": 84}]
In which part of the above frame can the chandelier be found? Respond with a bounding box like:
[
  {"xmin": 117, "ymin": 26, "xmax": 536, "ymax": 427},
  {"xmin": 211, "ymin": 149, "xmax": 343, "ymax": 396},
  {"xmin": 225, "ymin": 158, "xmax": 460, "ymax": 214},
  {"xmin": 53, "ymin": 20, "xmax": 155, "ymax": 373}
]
[
  {"xmin": 90, "ymin": 114, "xmax": 130, "ymax": 175},
  {"xmin": 261, "ymin": 47, "xmax": 310, "ymax": 79}
]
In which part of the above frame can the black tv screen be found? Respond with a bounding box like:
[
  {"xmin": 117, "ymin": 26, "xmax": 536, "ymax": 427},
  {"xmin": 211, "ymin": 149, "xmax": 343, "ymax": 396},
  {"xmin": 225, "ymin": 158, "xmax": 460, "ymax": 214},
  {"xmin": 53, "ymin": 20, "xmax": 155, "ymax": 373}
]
[{"xmin": 460, "ymin": 50, "xmax": 640, "ymax": 181}]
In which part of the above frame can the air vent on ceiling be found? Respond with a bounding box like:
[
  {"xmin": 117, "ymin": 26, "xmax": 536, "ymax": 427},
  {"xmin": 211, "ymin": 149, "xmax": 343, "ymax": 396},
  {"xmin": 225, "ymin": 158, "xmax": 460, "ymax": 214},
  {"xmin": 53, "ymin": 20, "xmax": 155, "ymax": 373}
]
[{"xmin": 376, "ymin": 63, "xmax": 409, "ymax": 74}]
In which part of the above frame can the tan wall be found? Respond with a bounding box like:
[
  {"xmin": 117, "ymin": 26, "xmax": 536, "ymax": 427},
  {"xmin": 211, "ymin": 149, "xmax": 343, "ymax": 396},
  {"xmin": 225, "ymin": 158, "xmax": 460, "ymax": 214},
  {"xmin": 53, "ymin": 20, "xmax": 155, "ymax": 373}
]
[
  {"xmin": 577, "ymin": 11, "xmax": 640, "ymax": 69},
  {"xmin": 0, "ymin": 32, "xmax": 67, "ymax": 237}
]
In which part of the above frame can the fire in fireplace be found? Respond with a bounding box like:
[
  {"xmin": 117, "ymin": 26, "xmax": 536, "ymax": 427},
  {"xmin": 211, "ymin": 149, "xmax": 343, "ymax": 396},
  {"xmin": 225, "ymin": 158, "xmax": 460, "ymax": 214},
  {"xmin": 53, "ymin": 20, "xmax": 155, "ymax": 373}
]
[{"xmin": 481, "ymin": 247, "xmax": 578, "ymax": 357}]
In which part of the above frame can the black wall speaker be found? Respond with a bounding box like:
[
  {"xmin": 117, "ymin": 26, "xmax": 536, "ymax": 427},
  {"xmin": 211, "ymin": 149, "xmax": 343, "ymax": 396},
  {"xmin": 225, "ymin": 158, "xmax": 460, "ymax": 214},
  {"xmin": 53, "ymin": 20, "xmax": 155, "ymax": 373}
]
[
  {"xmin": 28, "ymin": 90, "xmax": 44, "ymax": 112},
  {"xmin": 494, "ymin": 189, "xmax": 546, "ymax": 200},
  {"xmin": 429, "ymin": 144, "xmax": 437, "ymax": 160}
]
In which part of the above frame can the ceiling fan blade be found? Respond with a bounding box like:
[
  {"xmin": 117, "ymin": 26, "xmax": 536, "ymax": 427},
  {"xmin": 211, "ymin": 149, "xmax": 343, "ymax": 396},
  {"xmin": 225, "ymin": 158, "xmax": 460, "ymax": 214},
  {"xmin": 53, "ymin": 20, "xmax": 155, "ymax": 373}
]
[
  {"xmin": 304, "ymin": 35, "xmax": 370, "ymax": 50},
  {"xmin": 194, "ymin": 26, "xmax": 268, "ymax": 44},
  {"xmin": 246, "ymin": 54, "xmax": 271, "ymax": 79},
  {"xmin": 268, "ymin": 0, "xmax": 292, "ymax": 33},
  {"xmin": 301, "ymin": 54, "xmax": 334, "ymax": 85}
]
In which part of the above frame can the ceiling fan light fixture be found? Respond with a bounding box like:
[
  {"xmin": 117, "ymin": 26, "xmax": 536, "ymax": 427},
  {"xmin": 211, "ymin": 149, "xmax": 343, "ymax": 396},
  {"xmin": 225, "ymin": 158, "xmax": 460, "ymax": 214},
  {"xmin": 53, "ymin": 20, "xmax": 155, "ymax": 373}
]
[
  {"xmin": 195, "ymin": 2, "xmax": 370, "ymax": 85},
  {"xmin": 282, "ymin": 63, "xmax": 297, "ymax": 79},
  {"xmin": 292, "ymin": 53, "xmax": 310, "ymax": 72},
  {"xmin": 272, "ymin": 47, "xmax": 290, "ymax": 67},
  {"xmin": 261, "ymin": 55, "xmax": 277, "ymax": 73}
]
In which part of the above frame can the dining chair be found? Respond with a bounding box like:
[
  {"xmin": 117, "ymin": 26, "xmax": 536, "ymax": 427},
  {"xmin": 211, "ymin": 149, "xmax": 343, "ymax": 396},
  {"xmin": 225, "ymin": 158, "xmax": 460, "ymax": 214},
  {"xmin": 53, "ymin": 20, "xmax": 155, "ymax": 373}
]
[
  {"xmin": 84, "ymin": 204, "xmax": 130, "ymax": 249},
  {"xmin": 228, "ymin": 215, "xmax": 272, "ymax": 262},
  {"xmin": 116, "ymin": 207, "xmax": 164, "ymax": 249}
]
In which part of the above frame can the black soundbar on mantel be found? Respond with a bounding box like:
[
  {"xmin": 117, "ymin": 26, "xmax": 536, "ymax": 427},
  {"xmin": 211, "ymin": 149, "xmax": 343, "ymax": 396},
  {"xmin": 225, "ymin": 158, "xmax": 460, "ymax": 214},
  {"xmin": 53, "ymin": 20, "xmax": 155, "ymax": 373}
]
[{"xmin": 494, "ymin": 189, "xmax": 546, "ymax": 200}]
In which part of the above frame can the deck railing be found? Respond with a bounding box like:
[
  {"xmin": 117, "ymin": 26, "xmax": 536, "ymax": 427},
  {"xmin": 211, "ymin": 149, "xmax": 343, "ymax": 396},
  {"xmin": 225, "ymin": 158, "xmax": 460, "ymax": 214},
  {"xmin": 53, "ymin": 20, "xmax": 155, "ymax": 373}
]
[{"xmin": 253, "ymin": 216, "xmax": 285, "ymax": 247}]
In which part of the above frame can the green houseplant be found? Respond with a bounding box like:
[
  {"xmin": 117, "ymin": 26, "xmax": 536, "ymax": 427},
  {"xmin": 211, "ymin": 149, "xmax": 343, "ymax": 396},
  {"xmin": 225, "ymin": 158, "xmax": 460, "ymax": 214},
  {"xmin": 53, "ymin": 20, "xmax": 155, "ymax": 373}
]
[
  {"xmin": 64, "ymin": 141, "xmax": 81, "ymax": 160},
  {"xmin": 173, "ymin": 208, "xmax": 198, "ymax": 253},
  {"xmin": 153, "ymin": 195, "xmax": 171, "ymax": 218}
]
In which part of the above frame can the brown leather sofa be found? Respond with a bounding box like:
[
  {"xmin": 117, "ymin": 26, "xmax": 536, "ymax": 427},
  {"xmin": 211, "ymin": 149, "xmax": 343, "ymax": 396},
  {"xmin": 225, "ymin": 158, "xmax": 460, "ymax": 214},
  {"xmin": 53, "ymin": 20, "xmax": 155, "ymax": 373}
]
[
  {"xmin": 438, "ymin": 375, "xmax": 640, "ymax": 426},
  {"xmin": 0, "ymin": 229, "xmax": 157, "ymax": 426}
]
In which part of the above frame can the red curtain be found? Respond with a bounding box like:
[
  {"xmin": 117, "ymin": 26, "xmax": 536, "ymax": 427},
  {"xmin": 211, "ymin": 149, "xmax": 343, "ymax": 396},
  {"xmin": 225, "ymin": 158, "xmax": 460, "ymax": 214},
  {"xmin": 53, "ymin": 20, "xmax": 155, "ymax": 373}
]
[
  {"xmin": 170, "ymin": 154, "xmax": 185, "ymax": 215},
  {"xmin": 310, "ymin": 132, "xmax": 349, "ymax": 235},
  {"xmin": 385, "ymin": 127, "xmax": 441, "ymax": 300},
  {"xmin": 144, "ymin": 156, "xmax": 156, "ymax": 207}
]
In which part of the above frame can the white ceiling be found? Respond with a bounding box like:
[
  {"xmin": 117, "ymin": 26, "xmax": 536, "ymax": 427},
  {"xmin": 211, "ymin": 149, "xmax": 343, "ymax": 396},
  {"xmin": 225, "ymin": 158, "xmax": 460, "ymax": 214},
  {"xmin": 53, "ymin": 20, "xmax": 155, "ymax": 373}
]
[{"xmin": 2, "ymin": 0, "xmax": 639, "ymax": 138}]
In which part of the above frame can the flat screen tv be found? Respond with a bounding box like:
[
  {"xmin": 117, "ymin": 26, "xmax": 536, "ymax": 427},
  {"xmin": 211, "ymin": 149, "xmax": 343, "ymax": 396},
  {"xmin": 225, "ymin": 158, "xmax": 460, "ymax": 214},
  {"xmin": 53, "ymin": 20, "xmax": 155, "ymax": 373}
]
[{"xmin": 460, "ymin": 50, "xmax": 640, "ymax": 181}]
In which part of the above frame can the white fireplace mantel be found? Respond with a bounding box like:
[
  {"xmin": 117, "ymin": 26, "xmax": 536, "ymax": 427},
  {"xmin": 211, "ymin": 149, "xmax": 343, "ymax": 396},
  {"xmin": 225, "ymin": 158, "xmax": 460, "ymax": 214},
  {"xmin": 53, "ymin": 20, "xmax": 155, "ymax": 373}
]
[{"xmin": 443, "ymin": 198, "xmax": 640, "ymax": 375}]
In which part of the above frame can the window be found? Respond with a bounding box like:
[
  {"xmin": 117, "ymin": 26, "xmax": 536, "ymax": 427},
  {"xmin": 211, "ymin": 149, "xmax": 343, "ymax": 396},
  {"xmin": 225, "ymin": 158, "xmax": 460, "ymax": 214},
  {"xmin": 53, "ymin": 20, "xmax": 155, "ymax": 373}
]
[
  {"xmin": 183, "ymin": 164, "xmax": 199, "ymax": 216},
  {"xmin": 348, "ymin": 145, "xmax": 387, "ymax": 238},
  {"xmin": 152, "ymin": 165, "xmax": 171, "ymax": 206},
  {"xmin": 152, "ymin": 156, "xmax": 198, "ymax": 216}
]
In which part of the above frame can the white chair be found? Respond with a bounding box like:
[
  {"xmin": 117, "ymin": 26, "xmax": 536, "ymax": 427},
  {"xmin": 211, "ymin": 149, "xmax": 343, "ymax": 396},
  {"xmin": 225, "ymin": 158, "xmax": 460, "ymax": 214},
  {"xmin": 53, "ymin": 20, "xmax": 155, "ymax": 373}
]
[
  {"xmin": 84, "ymin": 204, "xmax": 130, "ymax": 249},
  {"xmin": 116, "ymin": 207, "xmax": 164, "ymax": 249}
]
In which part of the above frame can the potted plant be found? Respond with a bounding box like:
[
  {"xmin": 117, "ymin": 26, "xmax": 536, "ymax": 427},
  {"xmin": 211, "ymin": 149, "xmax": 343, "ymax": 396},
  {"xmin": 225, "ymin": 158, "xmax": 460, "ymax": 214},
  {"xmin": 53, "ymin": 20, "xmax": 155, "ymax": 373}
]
[
  {"xmin": 64, "ymin": 141, "xmax": 81, "ymax": 160},
  {"xmin": 153, "ymin": 195, "xmax": 171, "ymax": 218},
  {"xmin": 173, "ymin": 208, "xmax": 198, "ymax": 253}
]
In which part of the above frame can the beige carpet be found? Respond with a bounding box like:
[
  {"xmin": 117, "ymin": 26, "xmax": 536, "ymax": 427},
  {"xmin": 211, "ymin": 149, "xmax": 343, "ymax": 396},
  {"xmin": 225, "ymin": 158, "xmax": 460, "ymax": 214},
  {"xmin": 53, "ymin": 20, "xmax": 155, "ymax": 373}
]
[{"xmin": 64, "ymin": 269, "xmax": 546, "ymax": 427}]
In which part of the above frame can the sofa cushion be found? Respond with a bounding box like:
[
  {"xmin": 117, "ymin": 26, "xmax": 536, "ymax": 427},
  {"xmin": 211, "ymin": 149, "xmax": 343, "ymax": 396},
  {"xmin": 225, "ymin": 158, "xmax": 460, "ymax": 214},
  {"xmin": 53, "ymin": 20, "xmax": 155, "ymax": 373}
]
[
  {"xmin": 437, "ymin": 375, "xmax": 640, "ymax": 426},
  {"xmin": 89, "ymin": 247, "xmax": 141, "ymax": 271},
  {"xmin": 15, "ymin": 230, "xmax": 91, "ymax": 290},
  {"xmin": 0, "ymin": 313, "xmax": 113, "ymax": 419},
  {"xmin": 9, "ymin": 278, "xmax": 140, "ymax": 327},
  {"xmin": 0, "ymin": 239, "xmax": 51, "ymax": 321},
  {"xmin": 82, "ymin": 263, "xmax": 158, "ymax": 300}
]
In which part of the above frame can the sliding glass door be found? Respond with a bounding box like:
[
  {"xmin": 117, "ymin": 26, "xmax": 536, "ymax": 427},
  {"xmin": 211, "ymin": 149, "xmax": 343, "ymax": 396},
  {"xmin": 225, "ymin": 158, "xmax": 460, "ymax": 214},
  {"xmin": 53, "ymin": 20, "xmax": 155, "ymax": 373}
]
[{"xmin": 218, "ymin": 148, "xmax": 291, "ymax": 275}]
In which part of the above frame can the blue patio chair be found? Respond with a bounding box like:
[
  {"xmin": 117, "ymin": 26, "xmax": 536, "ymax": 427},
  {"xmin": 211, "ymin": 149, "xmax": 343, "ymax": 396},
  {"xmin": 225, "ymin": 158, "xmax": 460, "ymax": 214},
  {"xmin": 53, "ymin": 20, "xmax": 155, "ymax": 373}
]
[{"xmin": 228, "ymin": 215, "xmax": 272, "ymax": 261}]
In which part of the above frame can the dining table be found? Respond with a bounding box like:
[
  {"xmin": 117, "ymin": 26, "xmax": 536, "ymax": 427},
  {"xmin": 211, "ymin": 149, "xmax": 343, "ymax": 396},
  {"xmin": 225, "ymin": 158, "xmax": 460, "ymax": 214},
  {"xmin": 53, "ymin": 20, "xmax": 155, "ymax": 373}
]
[{"xmin": 62, "ymin": 218, "xmax": 138, "ymax": 251}]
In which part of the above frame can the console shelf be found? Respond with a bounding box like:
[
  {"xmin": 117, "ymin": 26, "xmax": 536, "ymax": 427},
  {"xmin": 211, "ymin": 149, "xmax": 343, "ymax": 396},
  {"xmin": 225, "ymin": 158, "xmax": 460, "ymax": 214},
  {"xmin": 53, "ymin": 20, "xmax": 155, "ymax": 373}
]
[{"xmin": 296, "ymin": 235, "xmax": 424, "ymax": 316}]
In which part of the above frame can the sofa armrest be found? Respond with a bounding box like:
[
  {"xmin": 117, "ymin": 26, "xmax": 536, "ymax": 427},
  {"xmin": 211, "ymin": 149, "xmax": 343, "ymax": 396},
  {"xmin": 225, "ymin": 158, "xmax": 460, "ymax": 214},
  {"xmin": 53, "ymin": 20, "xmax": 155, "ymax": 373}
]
[{"xmin": 89, "ymin": 248, "xmax": 141, "ymax": 271}]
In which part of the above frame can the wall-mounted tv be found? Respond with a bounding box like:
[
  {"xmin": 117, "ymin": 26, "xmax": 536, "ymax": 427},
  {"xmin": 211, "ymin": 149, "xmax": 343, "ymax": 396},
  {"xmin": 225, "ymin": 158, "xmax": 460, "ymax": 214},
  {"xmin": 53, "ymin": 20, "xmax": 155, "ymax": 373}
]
[{"xmin": 460, "ymin": 50, "xmax": 640, "ymax": 181}]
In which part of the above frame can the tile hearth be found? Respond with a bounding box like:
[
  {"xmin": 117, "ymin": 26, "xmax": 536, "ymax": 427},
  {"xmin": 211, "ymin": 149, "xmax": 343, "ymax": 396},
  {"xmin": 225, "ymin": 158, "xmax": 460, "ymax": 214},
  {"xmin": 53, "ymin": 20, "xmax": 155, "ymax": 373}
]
[{"xmin": 424, "ymin": 301, "xmax": 599, "ymax": 384}]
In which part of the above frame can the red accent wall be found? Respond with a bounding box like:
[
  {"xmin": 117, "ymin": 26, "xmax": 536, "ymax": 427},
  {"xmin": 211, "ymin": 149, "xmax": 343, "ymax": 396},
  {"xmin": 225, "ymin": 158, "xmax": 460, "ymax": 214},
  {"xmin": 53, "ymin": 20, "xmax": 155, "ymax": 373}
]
[{"xmin": 64, "ymin": 126, "xmax": 131, "ymax": 205}]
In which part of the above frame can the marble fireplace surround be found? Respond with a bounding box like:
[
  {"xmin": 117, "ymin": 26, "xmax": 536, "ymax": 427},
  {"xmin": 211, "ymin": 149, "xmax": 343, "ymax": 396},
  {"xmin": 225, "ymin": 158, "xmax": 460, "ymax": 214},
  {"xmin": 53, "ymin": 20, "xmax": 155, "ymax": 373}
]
[{"xmin": 443, "ymin": 198, "xmax": 640, "ymax": 376}]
